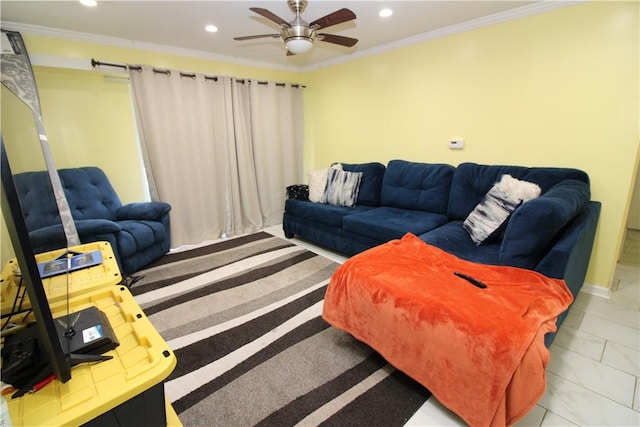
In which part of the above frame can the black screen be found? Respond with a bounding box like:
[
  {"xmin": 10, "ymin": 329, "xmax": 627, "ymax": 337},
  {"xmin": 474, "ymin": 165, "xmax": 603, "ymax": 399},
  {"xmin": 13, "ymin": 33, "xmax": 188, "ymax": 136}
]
[{"xmin": 1, "ymin": 83, "xmax": 72, "ymax": 382}]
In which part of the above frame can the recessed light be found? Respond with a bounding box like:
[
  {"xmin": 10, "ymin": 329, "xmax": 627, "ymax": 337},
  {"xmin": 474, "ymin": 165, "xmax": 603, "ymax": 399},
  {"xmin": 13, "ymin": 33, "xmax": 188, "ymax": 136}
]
[
  {"xmin": 379, "ymin": 8, "xmax": 392, "ymax": 18},
  {"xmin": 205, "ymin": 25, "xmax": 218, "ymax": 33},
  {"xmin": 79, "ymin": 0, "xmax": 97, "ymax": 6}
]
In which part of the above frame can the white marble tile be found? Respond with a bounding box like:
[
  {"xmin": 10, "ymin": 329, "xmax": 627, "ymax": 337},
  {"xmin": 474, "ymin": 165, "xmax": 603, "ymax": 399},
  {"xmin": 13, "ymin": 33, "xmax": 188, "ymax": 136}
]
[
  {"xmin": 561, "ymin": 307, "xmax": 585, "ymax": 329},
  {"xmin": 612, "ymin": 266, "xmax": 640, "ymax": 306},
  {"xmin": 538, "ymin": 372, "xmax": 640, "ymax": 426},
  {"xmin": 601, "ymin": 340, "xmax": 640, "ymax": 377},
  {"xmin": 541, "ymin": 410, "xmax": 578, "ymax": 426},
  {"xmin": 572, "ymin": 292, "xmax": 640, "ymax": 330},
  {"xmin": 579, "ymin": 313, "xmax": 640, "ymax": 350},
  {"xmin": 551, "ymin": 327, "xmax": 605, "ymax": 361},
  {"xmin": 613, "ymin": 264, "xmax": 640, "ymax": 286},
  {"xmin": 634, "ymin": 379, "xmax": 640, "ymax": 412},
  {"xmin": 515, "ymin": 405, "xmax": 545, "ymax": 427},
  {"xmin": 546, "ymin": 345, "xmax": 636, "ymax": 407},
  {"xmin": 404, "ymin": 397, "xmax": 465, "ymax": 427}
]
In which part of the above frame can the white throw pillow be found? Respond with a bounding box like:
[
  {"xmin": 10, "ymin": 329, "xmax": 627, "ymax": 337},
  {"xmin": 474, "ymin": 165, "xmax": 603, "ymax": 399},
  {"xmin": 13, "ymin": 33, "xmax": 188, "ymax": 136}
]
[
  {"xmin": 308, "ymin": 163, "xmax": 342, "ymax": 203},
  {"xmin": 463, "ymin": 174, "xmax": 541, "ymax": 245}
]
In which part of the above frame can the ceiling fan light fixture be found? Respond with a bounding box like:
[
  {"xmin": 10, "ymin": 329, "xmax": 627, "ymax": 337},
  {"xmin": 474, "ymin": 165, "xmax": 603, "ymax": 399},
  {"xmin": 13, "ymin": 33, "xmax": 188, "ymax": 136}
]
[{"xmin": 285, "ymin": 38, "xmax": 313, "ymax": 54}]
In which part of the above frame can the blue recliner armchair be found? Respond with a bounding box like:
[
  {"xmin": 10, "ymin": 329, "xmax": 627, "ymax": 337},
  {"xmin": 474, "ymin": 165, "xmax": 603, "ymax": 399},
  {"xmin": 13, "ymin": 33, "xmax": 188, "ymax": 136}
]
[{"xmin": 14, "ymin": 167, "xmax": 171, "ymax": 276}]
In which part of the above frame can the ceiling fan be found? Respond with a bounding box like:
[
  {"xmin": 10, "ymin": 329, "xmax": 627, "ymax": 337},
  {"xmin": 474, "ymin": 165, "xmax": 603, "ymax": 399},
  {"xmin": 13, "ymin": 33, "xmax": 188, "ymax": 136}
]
[{"xmin": 234, "ymin": 0, "xmax": 358, "ymax": 55}]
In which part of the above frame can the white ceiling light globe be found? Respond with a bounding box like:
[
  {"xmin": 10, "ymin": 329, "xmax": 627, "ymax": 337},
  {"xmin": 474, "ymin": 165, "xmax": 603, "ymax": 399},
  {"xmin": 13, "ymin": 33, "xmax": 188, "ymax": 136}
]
[{"xmin": 286, "ymin": 38, "xmax": 313, "ymax": 54}]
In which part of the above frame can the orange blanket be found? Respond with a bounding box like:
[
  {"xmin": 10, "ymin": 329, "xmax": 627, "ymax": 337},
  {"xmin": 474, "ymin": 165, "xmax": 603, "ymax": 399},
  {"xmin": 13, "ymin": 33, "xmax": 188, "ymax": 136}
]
[{"xmin": 322, "ymin": 233, "xmax": 573, "ymax": 427}]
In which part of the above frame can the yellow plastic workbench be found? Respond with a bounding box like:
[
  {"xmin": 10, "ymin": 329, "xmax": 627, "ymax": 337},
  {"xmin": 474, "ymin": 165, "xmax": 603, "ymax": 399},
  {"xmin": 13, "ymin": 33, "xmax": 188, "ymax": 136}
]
[
  {"xmin": 1, "ymin": 243, "xmax": 180, "ymax": 426},
  {"xmin": 1, "ymin": 241, "xmax": 122, "ymax": 314}
]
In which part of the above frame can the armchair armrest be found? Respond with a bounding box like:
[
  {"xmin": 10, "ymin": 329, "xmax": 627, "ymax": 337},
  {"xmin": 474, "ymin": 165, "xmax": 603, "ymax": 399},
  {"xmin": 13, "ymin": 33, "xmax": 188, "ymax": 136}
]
[
  {"xmin": 116, "ymin": 202, "xmax": 171, "ymax": 221},
  {"xmin": 29, "ymin": 219, "xmax": 122, "ymax": 253}
]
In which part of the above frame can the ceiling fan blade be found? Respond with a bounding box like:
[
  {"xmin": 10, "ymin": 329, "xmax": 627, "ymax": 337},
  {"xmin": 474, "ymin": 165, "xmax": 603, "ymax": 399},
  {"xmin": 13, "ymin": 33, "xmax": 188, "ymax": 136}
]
[
  {"xmin": 234, "ymin": 34, "xmax": 281, "ymax": 41},
  {"xmin": 286, "ymin": 50, "xmax": 296, "ymax": 56},
  {"xmin": 310, "ymin": 8, "xmax": 356, "ymax": 30},
  {"xmin": 317, "ymin": 33, "xmax": 358, "ymax": 48},
  {"xmin": 250, "ymin": 7, "xmax": 291, "ymax": 28}
]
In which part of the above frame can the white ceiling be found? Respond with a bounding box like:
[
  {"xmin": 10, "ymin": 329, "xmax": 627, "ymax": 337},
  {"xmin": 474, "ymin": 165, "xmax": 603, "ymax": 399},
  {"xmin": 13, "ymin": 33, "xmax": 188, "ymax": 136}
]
[{"xmin": 1, "ymin": 0, "xmax": 567, "ymax": 71}]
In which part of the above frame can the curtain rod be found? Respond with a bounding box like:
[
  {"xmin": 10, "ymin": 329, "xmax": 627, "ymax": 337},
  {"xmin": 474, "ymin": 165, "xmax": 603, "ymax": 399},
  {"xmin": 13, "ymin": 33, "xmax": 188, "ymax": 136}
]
[
  {"xmin": 91, "ymin": 58, "xmax": 142, "ymax": 71},
  {"xmin": 91, "ymin": 58, "xmax": 305, "ymax": 88}
]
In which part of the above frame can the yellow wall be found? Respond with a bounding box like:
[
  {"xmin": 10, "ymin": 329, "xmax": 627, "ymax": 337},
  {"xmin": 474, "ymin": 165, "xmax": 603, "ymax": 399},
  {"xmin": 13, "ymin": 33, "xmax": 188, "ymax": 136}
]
[
  {"xmin": 2, "ymin": 1, "xmax": 637, "ymax": 289},
  {"xmin": 23, "ymin": 37, "xmax": 305, "ymax": 204},
  {"xmin": 304, "ymin": 1, "xmax": 639, "ymax": 289},
  {"xmin": 1, "ymin": 36, "xmax": 303, "ymax": 266}
]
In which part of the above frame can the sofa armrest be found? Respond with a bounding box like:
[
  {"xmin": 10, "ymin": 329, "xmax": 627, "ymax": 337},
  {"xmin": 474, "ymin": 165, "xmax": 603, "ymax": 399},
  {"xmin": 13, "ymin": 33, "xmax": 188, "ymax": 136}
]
[
  {"xmin": 117, "ymin": 202, "xmax": 171, "ymax": 221},
  {"xmin": 499, "ymin": 180, "xmax": 591, "ymax": 269},
  {"xmin": 535, "ymin": 201, "xmax": 600, "ymax": 346},
  {"xmin": 29, "ymin": 219, "xmax": 122, "ymax": 252},
  {"xmin": 535, "ymin": 201, "xmax": 601, "ymax": 283}
]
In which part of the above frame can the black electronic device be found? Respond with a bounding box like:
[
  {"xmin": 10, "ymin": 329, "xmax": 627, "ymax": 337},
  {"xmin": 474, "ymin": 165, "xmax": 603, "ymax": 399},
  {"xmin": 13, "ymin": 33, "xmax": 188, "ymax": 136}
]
[
  {"xmin": 55, "ymin": 306, "xmax": 119, "ymax": 356},
  {"xmin": 1, "ymin": 334, "xmax": 40, "ymax": 385},
  {"xmin": 1, "ymin": 137, "xmax": 73, "ymax": 383},
  {"xmin": 1, "ymin": 29, "xmax": 74, "ymax": 384}
]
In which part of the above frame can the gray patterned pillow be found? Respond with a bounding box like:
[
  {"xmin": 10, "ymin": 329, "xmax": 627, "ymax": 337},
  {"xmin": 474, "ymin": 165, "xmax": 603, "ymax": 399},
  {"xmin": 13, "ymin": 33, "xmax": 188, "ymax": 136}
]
[
  {"xmin": 463, "ymin": 174, "xmax": 541, "ymax": 245},
  {"xmin": 322, "ymin": 168, "xmax": 363, "ymax": 207}
]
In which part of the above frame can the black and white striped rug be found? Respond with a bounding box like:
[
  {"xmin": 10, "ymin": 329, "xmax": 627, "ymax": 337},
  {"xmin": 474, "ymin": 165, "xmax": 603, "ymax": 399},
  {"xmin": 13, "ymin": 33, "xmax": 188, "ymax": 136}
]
[{"xmin": 130, "ymin": 231, "xmax": 431, "ymax": 426}]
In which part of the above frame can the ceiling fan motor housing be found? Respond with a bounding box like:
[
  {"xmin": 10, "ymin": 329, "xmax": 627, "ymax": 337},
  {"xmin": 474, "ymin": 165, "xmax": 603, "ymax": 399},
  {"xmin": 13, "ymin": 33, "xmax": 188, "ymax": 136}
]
[
  {"xmin": 287, "ymin": 0, "xmax": 307, "ymax": 14},
  {"xmin": 283, "ymin": 0, "xmax": 314, "ymax": 43},
  {"xmin": 281, "ymin": 23, "xmax": 315, "ymax": 43}
]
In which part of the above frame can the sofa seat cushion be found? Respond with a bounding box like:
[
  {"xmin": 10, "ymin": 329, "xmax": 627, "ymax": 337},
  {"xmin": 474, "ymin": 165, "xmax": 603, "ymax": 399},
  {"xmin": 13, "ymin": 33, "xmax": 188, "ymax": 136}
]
[
  {"xmin": 285, "ymin": 198, "xmax": 374, "ymax": 228},
  {"xmin": 117, "ymin": 220, "xmax": 169, "ymax": 258},
  {"xmin": 343, "ymin": 207, "xmax": 449, "ymax": 242},
  {"xmin": 419, "ymin": 221, "xmax": 501, "ymax": 265}
]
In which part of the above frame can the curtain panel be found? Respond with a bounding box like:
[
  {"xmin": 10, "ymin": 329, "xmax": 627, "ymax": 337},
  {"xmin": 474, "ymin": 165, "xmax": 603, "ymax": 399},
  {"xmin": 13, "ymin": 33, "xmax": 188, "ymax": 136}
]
[{"xmin": 129, "ymin": 67, "xmax": 303, "ymax": 248}]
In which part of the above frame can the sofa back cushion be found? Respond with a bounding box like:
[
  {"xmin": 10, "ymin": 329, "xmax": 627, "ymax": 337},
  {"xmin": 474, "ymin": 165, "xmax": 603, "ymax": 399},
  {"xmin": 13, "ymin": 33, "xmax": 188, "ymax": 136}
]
[
  {"xmin": 342, "ymin": 162, "xmax": 386, "ymax": 206},
  {"xmin": 14, "ymin": 167, "xmax": 122, "ymax": 231},
  {"xmin": 499, "ymin": 179, "xmax": 591, "ymax": 269},
  {"xmin": 381, "ymin": 160, "xmax": 455, "ymax": 213},
  {"xmin": 14, "ymin": 170, "xmax": 62, "ymax": 231},
  {"xmin": 448, "ymin": 163, "xmax": 590, "ymax": 220},
  {"xmin": 59, "ymin": 167, "xmax": 122, "ymax": 221}
]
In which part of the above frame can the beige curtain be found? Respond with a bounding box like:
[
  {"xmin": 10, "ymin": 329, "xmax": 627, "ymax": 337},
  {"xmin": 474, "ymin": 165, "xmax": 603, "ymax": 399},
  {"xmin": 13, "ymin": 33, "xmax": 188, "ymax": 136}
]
[
  {"xmin": 129, "ymin": 67, "xmax": 303, "ymax": 248},
  {"xmin": 250, "ymin": 81, "xmax": 304, "ymax": 226}
]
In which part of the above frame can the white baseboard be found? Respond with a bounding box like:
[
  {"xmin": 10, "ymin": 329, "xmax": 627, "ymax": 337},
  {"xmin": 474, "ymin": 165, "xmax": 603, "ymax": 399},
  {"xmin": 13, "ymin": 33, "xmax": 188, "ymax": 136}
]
[{"xmin": 580, "ymin": 282, "xmax": 611, "ymax": 299}]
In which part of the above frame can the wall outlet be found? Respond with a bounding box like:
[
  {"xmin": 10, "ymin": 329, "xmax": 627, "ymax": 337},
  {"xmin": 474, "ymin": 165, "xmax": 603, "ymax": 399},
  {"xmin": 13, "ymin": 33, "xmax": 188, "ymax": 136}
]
[{"xmin": 449, "ymin": 139, "xmax": 465, "ymax": 149}]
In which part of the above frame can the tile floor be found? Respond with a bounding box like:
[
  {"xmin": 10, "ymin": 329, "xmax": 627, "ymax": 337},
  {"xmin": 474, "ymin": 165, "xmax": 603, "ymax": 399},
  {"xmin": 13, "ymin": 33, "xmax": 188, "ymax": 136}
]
[
  {"xmin": 619, "ymin": 229, "xmax": 640, "ymax": 269},
  {"xmin": 264, "ymin": 225, "xmax": 640, "ymax": 426}
]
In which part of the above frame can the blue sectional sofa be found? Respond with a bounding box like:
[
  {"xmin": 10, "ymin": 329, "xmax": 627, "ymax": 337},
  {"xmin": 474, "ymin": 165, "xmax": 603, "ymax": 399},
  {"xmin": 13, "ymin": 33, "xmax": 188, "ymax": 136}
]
[
  {"xmin": 14, "ymin": 167, "xmax": 171, "ymax": 276},
  {"xmin": 283, "ymin": 160, "xmax": 601, "ymax": 344}
]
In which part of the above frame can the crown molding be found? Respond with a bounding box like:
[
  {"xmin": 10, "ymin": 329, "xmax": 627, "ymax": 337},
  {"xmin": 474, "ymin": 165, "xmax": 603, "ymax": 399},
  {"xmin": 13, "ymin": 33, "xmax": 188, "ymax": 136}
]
[
  {"xmin": 303, "ymin": 0, "xmax": 585, "ymax": 72},
  {"xmin": 1, "ymin": 1, "xmax": 585, "ymax": 74},
  {"xmin": 0, "ymin": 20, "xmax": 302, "ymax": 73}
]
